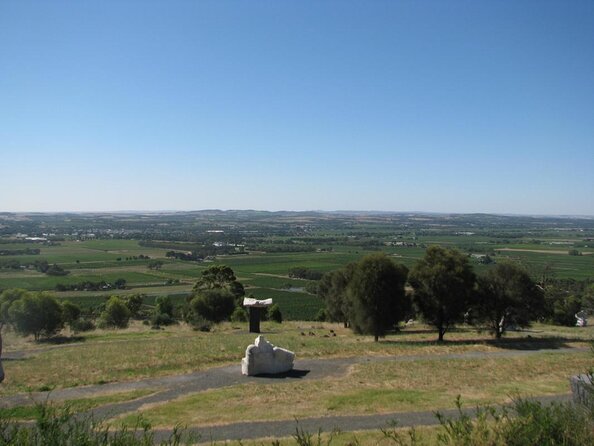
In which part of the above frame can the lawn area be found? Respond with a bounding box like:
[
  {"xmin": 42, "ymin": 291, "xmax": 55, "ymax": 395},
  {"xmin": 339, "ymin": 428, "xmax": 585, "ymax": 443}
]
[
  {"xmin": 1, "ymin": 321, "xmax": 591, "ymax": 396},
  {"xmin": 115, "ymin": 351, "xmax": 592, "ymax": 428}
]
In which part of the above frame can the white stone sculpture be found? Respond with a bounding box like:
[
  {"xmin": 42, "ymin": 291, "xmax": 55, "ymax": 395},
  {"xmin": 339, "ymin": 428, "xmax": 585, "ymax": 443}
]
[{"xmin": 241, "ymin": 335, "xmax": 295, "ymax": 376}]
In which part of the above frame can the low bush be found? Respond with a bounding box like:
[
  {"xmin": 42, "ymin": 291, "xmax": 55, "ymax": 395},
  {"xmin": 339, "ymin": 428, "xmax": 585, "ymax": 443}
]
[
  {"xmin": 230, "ymin": 306, "xmax": 248, "ymax": 322},
  {"xmin": 0, "ymin": 402, "xmax": 194, "ymax": 445},
  {"xmin": 70, "ymin": 317, "xmax": 95, "ymax": 333}
]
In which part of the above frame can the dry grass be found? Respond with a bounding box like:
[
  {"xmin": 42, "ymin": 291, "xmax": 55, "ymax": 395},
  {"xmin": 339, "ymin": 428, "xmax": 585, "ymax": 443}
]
[
  {"xmin": 115, "ymin": 351, "xmax": 593, "ymax": 428},
  {"xmin": 1, "ymin": 321, "xmax": 591, "ymax": 395}
]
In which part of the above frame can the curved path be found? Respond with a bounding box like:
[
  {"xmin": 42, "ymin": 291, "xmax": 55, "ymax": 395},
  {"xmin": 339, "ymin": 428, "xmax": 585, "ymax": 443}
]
[
  {"xmin": 0, "ymin": 346, "xmax": 586, "ymax": 424},
  {"xmin": 151, "ymin": 394, "xmax": 572, "ymax": 443}
]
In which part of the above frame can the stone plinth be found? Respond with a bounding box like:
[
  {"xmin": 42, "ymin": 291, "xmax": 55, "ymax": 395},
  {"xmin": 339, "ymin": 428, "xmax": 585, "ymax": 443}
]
[{"xmin": 241, "ymin": 336, "xmax": 294, "ymax": 376}]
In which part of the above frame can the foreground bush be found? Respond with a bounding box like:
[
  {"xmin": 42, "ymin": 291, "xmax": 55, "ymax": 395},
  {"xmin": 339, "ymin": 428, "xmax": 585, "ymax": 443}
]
[
  {"xmin": 0, "ymin": 403, "xmax": 194, "ymax": 446},
  {"xmin": 382, "ymin": 396, "xmax": 594, "ymax": 446}
]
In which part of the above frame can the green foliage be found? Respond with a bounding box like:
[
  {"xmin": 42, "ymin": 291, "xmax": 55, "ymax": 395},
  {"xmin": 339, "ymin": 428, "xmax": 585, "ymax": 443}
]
[
  {"xmin": 147, "ymin": 260, "xmax": 164, "ymax": 270},
  {"xmin": 155, "ymin": 295, "xmax": 174, "ymax": 317},
  {"xmin": 288, "ymin": 267, "xmax": 324, "ymax": 280},
  {"xmin": 552, "ymin": 295, "xmax": 582, "ymax": 326},
  {"xmin": 186, "ymin": 313, "xmax": 212, "ymax": 332},
  {"xmin": 317, "ymin": 264, "xmax": 356, "ymax": 326},
  {"xmin": 125, "ymin": 294, "xmax": 144, "ymax": 318},
  {"xmin": 192, "ymin": 265, "xmax": 245, "ymax": 300},
  {"xmin": 189, "ymin": 289, "xmax": 235, "ymax": 323},
  {"xmin": 0, "ymin": 401, "xmax": 194, "ymax": 445},
  {"xmin": 61, "ymin": 300, "xmax": 81, "ymax": 325},
  {"xmin": 113, "ymin": 278, "xmax": 127, "ymax": 289},
  {"xmin": 433, "ymin": 397, "xmax": 594, "ymax": 446},
  {"xmin": 8, "ymin": 292, "xmax": 64, "ymax": 340},
  {"xmin": 268, "ymin": 303, "xmax": 283, "ymax": 323},
  {"xmin": 0, "ymin": 289, "xmax": 29, "ymax": 326},
  {"xmin": 473, "ymin": 262, "xmax": 545, "ymax": 338},
  {"xmin": 70, "ymin": 317, "xmax": 95, "ymax": 333},
  {"xmin": 230, "ymin": 306, "xmax": 248, "ymax": 322},
  {"xmin": 347, "ymin": 253, "xmax": 409, "ymax": 341},
  {"xmin": 409, "ymin": 246, "xmax": 476, "ymax": 341},
  {"xmin": 314, "ymin": 308, "xmax": 327, "ymax": 322},
  {"xmin": 151, "ymin": 312, "xmax": 176, "ymax": 327},
  {"xmin": 99, "ymin": 296, "xmax": 131, "ymax": 329}
]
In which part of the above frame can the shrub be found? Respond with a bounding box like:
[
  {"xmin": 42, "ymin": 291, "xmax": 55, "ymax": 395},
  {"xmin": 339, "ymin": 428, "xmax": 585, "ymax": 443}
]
[
  {"xmin": 0, "ymin": 401, "xmax": 194, "ymax": 445},
  {"xmin": 230, "ymin": 306, "xmax": 248, "ymax": 322},
  {"xmin": 188, "ymin": 313, "xmax": 212, "ymax": 332},
  {"xmin": 99, "ymin": 296, "xmax": 131, "ymax": 329},
  {"xmin": 61, "ymin": 300, "xmax": 81, "ymax": 326},
  {"xmin": 151, "ymin": 312, "xmax": 176, "ymax": 327},
  {"xmin": 190, "ymin": 289, "xmax": 235, "ymax": 323},
  {"xmin": 155, "ymin": 296, "xmax": 174, "ymax": 317},
  {"xmin": 431, "ymin": 396, "xmax": 594, "ymax": 446},
  {"xmin": 268, "ymin": 304, "xmax": 283, "ymax": 323},
  {"xmin": 552, "ymin": 295, "xmax": 582, "ymax": 326},
  {"xmin": 70, "ymin": 317, "xmax": 95, "ymax": 333},
  {"xmin": 125, "ymin": 294, "xmax": 144, "ymax": 318}
]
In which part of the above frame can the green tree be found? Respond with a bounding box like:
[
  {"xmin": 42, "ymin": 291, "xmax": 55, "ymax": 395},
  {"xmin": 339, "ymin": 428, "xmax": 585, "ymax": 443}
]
[
  {"xmin": 474, "ymin": 262, "xmax": 545, "ymax": 338},
  {"xmin": 347, "ymin": 253, "xmax": 409, "ymax": 342},
  {"xmin": 0, "ymin": 289, "xmax": 29, "ymax": 327},
  {"xmin": 113, "ymin": 278, "xmax": 127, "ymax": 289},
  {"xmin": 409, "ymin": 246, "xmax": 476, "ymax": 341},
  {"xmin": 8, "ymin": 293, "xmax": 64, "ymax": 340},
  {"xmin": 190, "ymin": 289, "xmax": 235, "ymax": 323},
  {"xmin": 193, "ymin": 265, "xmax": 245, "ymax": 300},
  {"xmin": 0, "ymin": 289, "xmax": 31, "ymax": 382},
  {"xmin": 317, "ymin": 264, "xmax": 356, "ymax": 327},
  {"xmin": 61, "ymin": 300, "xmax": 82, "ymax": 326},
  {"xmin": 155, "ymin": 296, "xmax": 174, "ymax": 317},
  {"xmin": 125, "ymin": 294, "xmax": 144, "ymax": 318},
  {"xmin": 553, "ymin": 295, "xmax": 582, "ymax": 326},
  {"xmin": 152, "ymin": 295, "xmax": 176, "ymax": 326},
  {"xmin": 99, "ymin": 296, "xmax": 131, "ymax": 328}
]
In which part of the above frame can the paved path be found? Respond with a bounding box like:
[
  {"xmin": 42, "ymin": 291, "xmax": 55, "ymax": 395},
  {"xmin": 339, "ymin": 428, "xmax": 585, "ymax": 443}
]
[{"xmin": 150, "ymin": 394, "xmax": 573, "ymax": 443}]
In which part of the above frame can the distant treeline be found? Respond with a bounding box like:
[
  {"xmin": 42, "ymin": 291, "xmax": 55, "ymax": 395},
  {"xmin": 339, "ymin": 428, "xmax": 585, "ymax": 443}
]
[
  {"xmin": 0, "ymin": 248, "xmax": 40, "ymax": 256},
  {"xmin": 288, "ymin": 267, "xmax": 324, "ymax": 281},
  {"xmin": 141, "ymin": 240, "xmax": 240, "ymax": 257},
  {"xmin": 166, "ymin": 251, "xmax": 203, "ymax": 261},
  {"xmin": 0, "ymin": 259, "xmax": 68, "ymax": 276},
  {"xmin": 251, "ymin": 245, "xmax": 316, "ymax": 253},
  {"xmin": 55, "ymin": 278, "xmax": 126, "ymax": 292},
  {"xmin": 139, "ymin": 240, "xmax": 205, "ymax": 251}
]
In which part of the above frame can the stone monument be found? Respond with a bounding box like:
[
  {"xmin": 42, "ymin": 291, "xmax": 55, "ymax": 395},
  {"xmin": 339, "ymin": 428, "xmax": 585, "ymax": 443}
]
[
  {"xmin": 243, "ymin": 297, "xmax": 273, "ymax": 333},
  {"xmin": 241, "ymin": 335, "xmax": 295, "ymax": 376}
]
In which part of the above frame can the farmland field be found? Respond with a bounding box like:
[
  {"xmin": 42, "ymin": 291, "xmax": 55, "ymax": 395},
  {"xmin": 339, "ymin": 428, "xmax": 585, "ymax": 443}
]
[{"xmin": 1, "ymin": 212, "xmax": 593, "ymax": 319}]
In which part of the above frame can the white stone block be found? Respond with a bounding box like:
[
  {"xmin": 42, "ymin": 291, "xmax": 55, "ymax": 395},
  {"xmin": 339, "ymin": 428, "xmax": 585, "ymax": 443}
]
[{"xmin": 241, "ymin": 335, "xmax": 295, "ymax": 376}]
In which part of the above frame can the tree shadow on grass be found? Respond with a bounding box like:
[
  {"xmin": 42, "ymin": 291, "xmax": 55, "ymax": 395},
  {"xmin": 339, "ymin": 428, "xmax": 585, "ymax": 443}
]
[{"xmin": 379, "ymin": 336, "xmax": 583, "ymax": 351}]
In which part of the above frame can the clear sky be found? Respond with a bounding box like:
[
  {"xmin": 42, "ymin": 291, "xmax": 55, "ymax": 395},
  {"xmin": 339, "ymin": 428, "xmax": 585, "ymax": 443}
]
[{"xmin": 1, "ymin": 0, "xmax": 593, "ymax": 215}]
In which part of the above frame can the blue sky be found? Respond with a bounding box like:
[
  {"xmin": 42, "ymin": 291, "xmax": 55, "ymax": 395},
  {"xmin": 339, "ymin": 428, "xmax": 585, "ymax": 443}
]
[{"xmin": 1, "ymin": 0, "xmax": 593, "ymax": 214}]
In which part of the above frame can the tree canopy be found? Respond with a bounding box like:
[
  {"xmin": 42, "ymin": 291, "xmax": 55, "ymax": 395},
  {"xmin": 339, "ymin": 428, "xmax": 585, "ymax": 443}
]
[
  {"xmin": 190, "ymin": 289, "xmax": 236, "ymax": 323},
  {"xmin": 8, "ymin": 292, "xmax": 64, "ymax": 340},
  {"xmin": 409, "ymin": 246, "xmax": 476, "ymax": 341},
  {"xmin": 317, "ymin": 263, "xmax": 356, "ymax": 327},
  {"xmin": 347, "ymin": 253, "xmax": 409, "ymax": 341},
  {"xmin": 474, "ymin": 261, "xmax": 544, "ymax": 337},
  {"xmin": 193, "ymin": 265, "xmax": 245, "ymax": 300}
]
